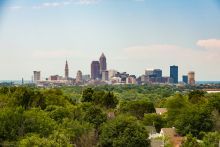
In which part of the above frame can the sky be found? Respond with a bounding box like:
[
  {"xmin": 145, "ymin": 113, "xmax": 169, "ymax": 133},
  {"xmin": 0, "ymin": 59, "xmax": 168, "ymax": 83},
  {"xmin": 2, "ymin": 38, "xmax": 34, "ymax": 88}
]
[{"xmin": 0, "ymin": 0, "xmax": 220, "ymax": 81}]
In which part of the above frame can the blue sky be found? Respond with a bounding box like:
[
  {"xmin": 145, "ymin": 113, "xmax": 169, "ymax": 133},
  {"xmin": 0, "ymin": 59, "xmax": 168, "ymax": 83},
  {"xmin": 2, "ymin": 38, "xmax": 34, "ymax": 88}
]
[{"xmin": 0, "ymin": 0, "xmax": 220, "ymax": 81}]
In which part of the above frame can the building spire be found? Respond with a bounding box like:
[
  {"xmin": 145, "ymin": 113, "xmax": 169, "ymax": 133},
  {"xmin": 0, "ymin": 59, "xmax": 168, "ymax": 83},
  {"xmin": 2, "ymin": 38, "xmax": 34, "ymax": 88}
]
[{"xmin": 65, "ymin": 60, "xmax": 69, "ymax": 79}]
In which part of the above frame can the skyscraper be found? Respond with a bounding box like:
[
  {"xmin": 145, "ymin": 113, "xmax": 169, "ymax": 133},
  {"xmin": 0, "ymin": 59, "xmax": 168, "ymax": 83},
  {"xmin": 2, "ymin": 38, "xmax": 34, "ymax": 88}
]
[
  {"xmin": 182, "ymin": 75, "xmax": 188, "ymax": 84},
  {"xmin": 170, "ymin": 65, "xmax": 178, "ymax": 84},
  {"xmin": 99, "ymin": 53, "xmax": 107, "ymax": 74},
  {"xmin": 91, "ymin": 61, "xmax": 101, "ymax": 80},
  {"xmin": 188, "ymin": 71, "xmax": 195, "ymax": 85},
  {"xmin": 65, "ymin": 60, "xmax": 69, "ymax": 79},
  {"xmin": 33, "ymin": 71, "xmax": 41, "ymax": 83}
]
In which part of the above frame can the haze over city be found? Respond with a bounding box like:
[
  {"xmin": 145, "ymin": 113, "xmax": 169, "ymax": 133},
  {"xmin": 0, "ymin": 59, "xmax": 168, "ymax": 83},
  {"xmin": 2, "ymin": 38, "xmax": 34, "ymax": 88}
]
[{"xmin": 0, "ymin": 0, "xmax": 220, "ymax": 81}]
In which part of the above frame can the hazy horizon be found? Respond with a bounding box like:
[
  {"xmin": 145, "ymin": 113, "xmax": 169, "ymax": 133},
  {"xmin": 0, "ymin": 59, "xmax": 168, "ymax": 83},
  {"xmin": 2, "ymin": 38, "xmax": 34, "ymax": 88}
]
[{"xmin": 0, "ymin": 0, "xmax": 220, "ymax": 81}]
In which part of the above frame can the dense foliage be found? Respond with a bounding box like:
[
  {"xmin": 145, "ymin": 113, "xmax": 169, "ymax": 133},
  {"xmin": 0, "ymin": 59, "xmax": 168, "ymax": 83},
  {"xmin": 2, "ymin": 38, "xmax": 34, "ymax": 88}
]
[{"xmin": 0, "ymin": 85, "xmax": 219, "ymax": 146}]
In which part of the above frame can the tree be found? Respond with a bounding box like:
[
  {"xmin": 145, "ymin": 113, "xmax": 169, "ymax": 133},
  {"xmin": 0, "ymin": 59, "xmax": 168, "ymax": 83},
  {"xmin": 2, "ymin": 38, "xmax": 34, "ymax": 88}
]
[
  {"xmin": 92, "ymin": 90, "xmax": 105, "ymax": 105},
  {"xmin": 188, "ymin": 90, "xmax": 206, "ymax": 104},
  {"xmin": 143, "ymin": 113, "xmax": 165, "ymax": 132},
  {"xmin": 0, "ymin": 107, "xmax": 24, "ymax": 141},
  {"xmin": 50, "ymin": 118, "xmax": 94, "ymax": 146},
  {"xmin": 166, "ymin": 94, "xmax": 188, "ymax": 124},
  {"xmin": 82, "ymin": 105, "xmax": 107, "ymax": 128},
  {"xmin": 182, "ymin": 134, "xmax": 201, "ymax": 147},
  {"xmin": 45, "ymin": 105, "xmax": 71, "ymax": 123},
  {"xmin": 119, "ymin": 100, "xmax": 155, "ymax": 119},
  {"xmin": 43, "ymin": 89, "xmax": 69, "ymax": 107},
  {"xmin": 174, "ymin": 106, "xmax": 213, "ymax": 137},
  {"xmin": 23, "ymin": 108, "xmax": 57, "ymax": 137},
  {"xmin": 201, "ymin": 132, "xmax": 220, "ymax": 147},
  {"xmin": 102, "ymin": 92, "xmax": 118, "ymax": 109},
  {"xmin": 81, "ymin": 88, "xmax": 94, "ymax": 102},
  {"xmin": 12, "ymin": 87, "xmax": 34, "ymax": 109},
  {"xmin": 99, "ymin": 115, "xmax": 150, "ymax": 147},
  {"xmin": 18, "ymin": 134, "xmax": 62, "ymax": 147},
  {"xmin": 208, "ymin": 93, "xmax": 220, "ymax": 112}
]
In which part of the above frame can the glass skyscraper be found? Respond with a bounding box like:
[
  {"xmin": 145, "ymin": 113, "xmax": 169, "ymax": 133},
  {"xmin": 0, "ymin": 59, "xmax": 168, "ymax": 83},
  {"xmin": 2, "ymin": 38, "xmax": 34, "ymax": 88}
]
[{"xmin": 170, "ymin": 65, "xmax": 178, "ymax": 84}]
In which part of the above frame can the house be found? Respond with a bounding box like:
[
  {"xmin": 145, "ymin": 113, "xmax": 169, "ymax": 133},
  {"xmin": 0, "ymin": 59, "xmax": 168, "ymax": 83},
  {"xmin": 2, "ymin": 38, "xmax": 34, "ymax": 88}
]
[
  {"xmin": 156, "ymin": 108, "xmax": 167, "ymax": 115},
  {"xmin": 160, "ymin": 128, "xmax": 183, "ymax": 147}
]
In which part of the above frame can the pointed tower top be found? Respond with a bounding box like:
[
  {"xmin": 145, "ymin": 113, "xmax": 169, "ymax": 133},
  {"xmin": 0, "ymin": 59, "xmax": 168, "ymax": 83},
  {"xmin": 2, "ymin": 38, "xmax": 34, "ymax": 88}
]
[
  {"xmin": 65, "ymin": 60, "xmax": 68, "ymax": 69},
  {"xmin": 100, "ymin": 53, "xmax": 106, "ymax": 58}
]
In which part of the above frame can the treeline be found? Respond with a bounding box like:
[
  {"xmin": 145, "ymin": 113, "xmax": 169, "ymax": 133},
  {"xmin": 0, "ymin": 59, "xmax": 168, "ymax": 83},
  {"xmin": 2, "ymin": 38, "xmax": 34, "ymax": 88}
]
[{"xmin": 0, "ymin": 86, "xmax": 219, "ymax": 146}]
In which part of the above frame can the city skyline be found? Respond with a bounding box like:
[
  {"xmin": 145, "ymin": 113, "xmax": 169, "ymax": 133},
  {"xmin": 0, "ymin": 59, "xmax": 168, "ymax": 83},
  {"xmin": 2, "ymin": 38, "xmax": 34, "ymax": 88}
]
[
  {"xmin": 32, "ymin": 53, "xmax": 193, "ymax": 84},
  {"xmin": 0, "ymin": 0, "xmax": 220, "ymax": 80}
]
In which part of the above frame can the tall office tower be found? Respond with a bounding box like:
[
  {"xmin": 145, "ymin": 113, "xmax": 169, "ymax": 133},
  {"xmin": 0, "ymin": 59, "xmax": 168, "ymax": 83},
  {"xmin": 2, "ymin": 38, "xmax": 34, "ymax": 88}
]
[
  {"xmin": 102, "ymin": 71, "xmax": 109, "ymax": 81},
  {"xmin": 188, "ymin": 71, "xmax": 195, "ymax": 85},
  {"xmin": 99, "ymin": 53, "xmax": 107, "ymax": 74},
  {"xmin": 182, "ymin": 75, "xmax": 188, "ymax": 84},
  {"xmin": 91, "ymin": 61, "xmax": 101, "ymax": 80},
  {"xmin": 65, "ymin": 60, "xmax": 69, "ymax": 80},
  {"xmin": 153, "ymin": 69, "xmax": 162, "ymax": 78},
  {"xmin": 33, "ymin": 71, "xmax": 41, "ymax": 83},
  {"xmin": 76, "ymin": 70, "xmax": 83, "ymax": 83},
  {"xmin": 145, "ymin": 69, "xmax": 154, "ymax": 76},
  {"xmin": 170, "ymin": 65, "xmax": 178, "ymax": 83}
]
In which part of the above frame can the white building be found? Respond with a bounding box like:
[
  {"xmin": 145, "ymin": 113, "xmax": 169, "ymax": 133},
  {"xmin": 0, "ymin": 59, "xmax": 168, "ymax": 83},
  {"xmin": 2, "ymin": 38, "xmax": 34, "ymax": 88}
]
[
  {"xmin": 108, "ymin": 69, "xmax": 118, "ymax": 80},
  {"xmin": 33, "ymin": 71, "xmax": 41, "ymax": 83}
]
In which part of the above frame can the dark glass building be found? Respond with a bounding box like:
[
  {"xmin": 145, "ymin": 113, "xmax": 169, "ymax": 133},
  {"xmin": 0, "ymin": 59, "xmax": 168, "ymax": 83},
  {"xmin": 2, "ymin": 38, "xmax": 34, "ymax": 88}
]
[
  {"xmin": 153, "ymin": 69, "xmax": 162, "ymax": 78},
  {"xmin": 91, "ymin": 61, "xmax": 101, "ymax": 80},
  {"xmin": 170, "ymin": 65, "xmax": 178, "ymax": 84},
  {"xmin": 182, "ymin": 75, "xmax": 188, "ymax": 84}
]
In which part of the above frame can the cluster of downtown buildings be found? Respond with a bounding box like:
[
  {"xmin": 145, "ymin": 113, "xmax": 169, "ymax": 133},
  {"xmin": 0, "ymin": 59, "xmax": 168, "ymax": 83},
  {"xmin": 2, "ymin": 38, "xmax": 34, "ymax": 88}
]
[{"xmin": 33, "ymin": 53, "xmax": 195, "ymax": 87}]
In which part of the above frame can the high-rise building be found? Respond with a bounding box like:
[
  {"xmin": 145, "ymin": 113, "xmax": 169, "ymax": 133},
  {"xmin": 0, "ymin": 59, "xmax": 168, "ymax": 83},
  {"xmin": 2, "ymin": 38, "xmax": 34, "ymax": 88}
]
[
  {"xmin": 153, "ymin": 69, "xmax": 162, "ymax": 78},
  {"xmin": 33, "ymin": 71, "xmax": 41, "ymax": 83},
  {"xmin": 102, "ymin": 71, "xmax": 109, "ymax": 81},
  {"xmin": 91, "ymin": 61, "xmax": 101, "ymax": 80},
  {"xmin": 182, "ymin": 75, "xmax": 188, "ymax": 84},
  {"xmin": 76, "ymin": 70, "xmax": 83, "ymax": 83},
  {"xmin": 99, "ymin": 53, "xmax": 107, "ymax": 74},
  {"xmin": 65, "ymin": 60, "xmax": 69, "ymax": 79},
  {"xmin": 188, "ymin": 71, "xmax": 195, "ymax": 85},
  {"xmin": 145, "ymin": 69, "xmax": 154, "ymax": 76},
  {"xmin": 170, "ymin": 65, "xmax": 178, "ymax": 83}
]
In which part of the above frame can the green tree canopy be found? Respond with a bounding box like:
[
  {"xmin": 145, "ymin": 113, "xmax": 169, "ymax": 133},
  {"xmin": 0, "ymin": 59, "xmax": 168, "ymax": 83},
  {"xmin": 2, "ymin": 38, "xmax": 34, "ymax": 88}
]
[
  {"xmin": 119, "ymin": 99, "xmax": 155, "ymax": 119},
  {"xmin": 81, "ymin": 88, "xmax": 94, "ymax": 102},
  {"xmin": 99, "ymin": 115, "xmax": 150, "ymax": 147},
  {"xmin": 143, "ymin": 113, "xmax": 165, "ymax": 132}
]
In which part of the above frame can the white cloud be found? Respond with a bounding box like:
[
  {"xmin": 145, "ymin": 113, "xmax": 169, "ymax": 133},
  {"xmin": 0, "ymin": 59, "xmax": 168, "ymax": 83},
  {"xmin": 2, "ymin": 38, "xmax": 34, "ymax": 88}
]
[
  {"xmin": 32, "ymin": 2, "xmax": 65, "ymax": 9},
  {"xmin": 197, "ymin": 39, "xmax": 220, "ymax": 49}
]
